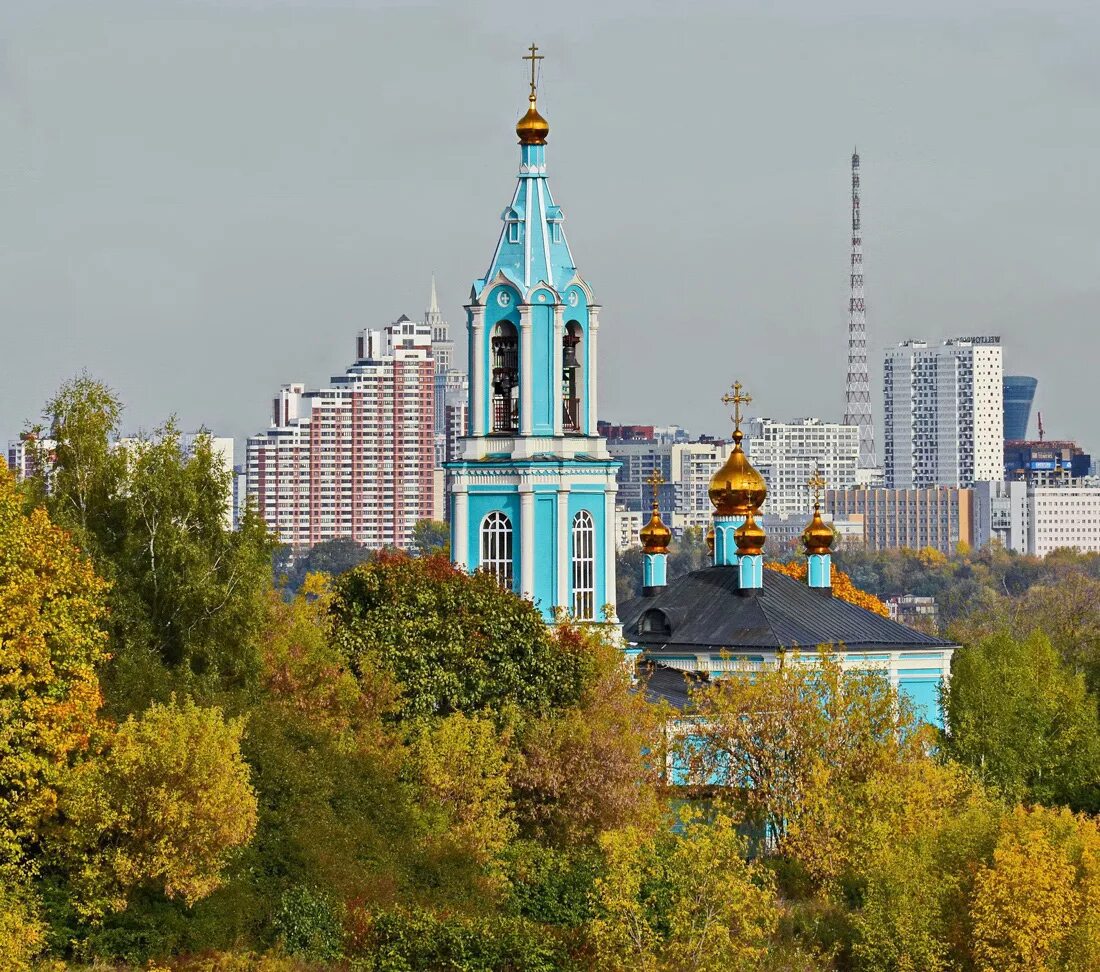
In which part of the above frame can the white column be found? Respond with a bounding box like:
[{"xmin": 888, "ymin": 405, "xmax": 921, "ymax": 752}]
[
  {"xmin": 556, "ymin": 486, "xmax": 570, "ymax": 611},
  {"xmin": 603, "ymin": 482, "xmax": 618, "ymax": 621},
  {"xmin": 469, "ymin": 305, "xmax": 486, "ymax": 436},
  {"xmin": 587, "ymin": 307, "xmax": 600, "ymax": 436},
  {"xmin": 519, "ymin": 305, "xmax": 533, "ymax": 437},
  {"xmin": 519, "ymin": 485, "xmax": 535, "ymax": 598},
  {"xmin": 552, "ymin": 304, "xmax": 564, "ymax": 437},
  {"xmin": 452, "ymin": 485, "xmax": 469, "ymax": 571}
]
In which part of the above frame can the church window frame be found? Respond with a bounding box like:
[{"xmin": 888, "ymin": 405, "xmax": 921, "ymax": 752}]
[
  {"xmin": 571, "ymin": 509, "xmax": 596, "ymax": 620},
  {"xmin": 480, "ymin": 510, "xmax": 514, "ymax": 589},
  {"xmin": 507, "ymin": 219, "xmax": 523, "ymax": 245},
  {"xmin": 490, "ymin": 321, "xmax": 520, "ymax": 434},
  {"xmin": 562, "ymin": 321, "xmax": 583, "ymax": 432}
]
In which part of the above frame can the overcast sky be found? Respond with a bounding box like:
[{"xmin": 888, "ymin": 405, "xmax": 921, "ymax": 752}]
[{"xmin": 2, "ymin": 0, "xmax": 1098, "ymax": 457}]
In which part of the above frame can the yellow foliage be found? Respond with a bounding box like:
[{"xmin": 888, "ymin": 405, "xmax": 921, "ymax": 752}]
[
  {"xmin": 0, "ymin": 868, "xmax": 45, "ymax": 972},
  {"xmin": 0, "ymin": 468, "xmax": 109, "ymax": 865},
  {"xmin": 409, "ymin": 713, "xmax": 516, "ymax": 864},
  {"xmin": 970, "ymin": 806, "xmax": 1099, "ymax": 972},
  {"xmin": 590, "ymin": 812, "xmax": 778, "ymax": 972},
  {"xmin": 766, "ymin": 561, "xmax": 889, "ymax": 617},
  {"xmin": 58, "ymin": 697, "xmax": 258, "ymax": 918}
]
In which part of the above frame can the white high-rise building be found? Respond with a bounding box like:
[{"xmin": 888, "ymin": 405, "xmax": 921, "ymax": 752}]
[
  {"xmin": 247, "ymin": 318, "xmax": 436, "ymax": 549},
  {"xmin": 973, "ymin": 480, "xmax": 1100, "ymax": 557},
  {"xmin": 746, "ymin": 417, "xmax": 859, "ymax": 517},
  {"xmin": 425, "ymin": 276, "xmax": 469, "ymax": 468},
  {"xmin": 883, "ymin": 337, "xmax": 1004, "ymax": 489}
]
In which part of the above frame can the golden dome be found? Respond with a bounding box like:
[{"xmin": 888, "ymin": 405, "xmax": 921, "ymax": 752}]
[
  {"xmin": 517, "ymin": 95, "xmax": 549, "ymax": 145},
  {"xmin": 640, "ymin": 508, "xmax": 672, "ymax": 554},
  {"xmin": 802, "ymin": 504, "xmax": 835, "ymax": 555},
  {"xmin": 708, "ymin": 431, "xmax": 767, "ymax": 516},
  {"xmin": 734, "ymin": 510, "xmax": 766, "ymax": 556}
]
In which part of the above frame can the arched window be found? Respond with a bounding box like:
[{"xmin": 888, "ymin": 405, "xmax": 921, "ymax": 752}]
[
  {"xmin": 562, "ymin": 322, "xmax": 583, "ymax": 432},
  {"xmin": 481, "ymin": 511, "xmax": 513, "ymax": 588},
  {"xmin": 571, "ymin": 510, "xmax": 596, "ymax": 619},
  {"xmin": 640, "ymin": 609, "xmax": 671, "ymax": 637},
  {"xmin": 491, "ymin": 322, "xmax": 519, "ymax": 434}
]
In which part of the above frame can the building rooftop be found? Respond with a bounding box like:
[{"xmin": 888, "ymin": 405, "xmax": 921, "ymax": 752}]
[{"xmin": 620, "ymin": 565, "xmax": 954, "ymax": 653}]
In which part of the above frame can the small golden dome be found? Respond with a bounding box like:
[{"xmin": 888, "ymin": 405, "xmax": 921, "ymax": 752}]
[
  {"xmin": 735, "ymin": 510, "xmax": 766, "ymax": 556},
  {"xmin": 640, "ymin": 509, "xmax": 672, "ymax": 554},
  {"xmin": 516, "ymin": 95, "xmax": 549, "ymax": 145},
  {"xmin": 705, "ymin": 524, "xmax": 715, "ymax": 556},
  {"xmin": 708, "ymin": 431, "xmax": 767, "ymax": 516},
  {"xmin": 802, "ymin": 504, "xmax": 835, "ymax": 555}
]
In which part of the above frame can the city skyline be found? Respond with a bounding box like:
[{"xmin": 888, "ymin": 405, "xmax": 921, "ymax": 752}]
[{"xmin": 1, "ymin": 0, "xmax": 1098, "ymax": 455}]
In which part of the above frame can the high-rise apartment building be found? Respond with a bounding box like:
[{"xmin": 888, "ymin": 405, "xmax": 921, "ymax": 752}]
[
  {"xmin": 426, "ymin": 277, "xmax": 470, "ymax": 467},
  {"xmin": 247, "ymin": 319, "xmax": 435, "ymax": 549},
  {"xmin": 883, "ymin": 337, "xmax": 1004, "ymax": 488},
  {"xmin": 746, "ymin": 417, "xmax": 859, "ymax": 516},
  {"xmin": 1002, "ymin": 376, "xmax": 1037, "ymax": 441}
]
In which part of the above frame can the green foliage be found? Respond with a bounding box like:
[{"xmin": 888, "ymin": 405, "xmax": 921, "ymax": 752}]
[
  {"xmin": 944, "ymin": 631, "xmax": 1100, "ymax": 811},
  {"xmin": 332, "ymin": 553, "xmax": 585, "ymax": 721},
  {"xmin": 502, "ymin": 842, "xmax": 602, "ymax": 927},
  {"xmin": 30, "ymin": 375, "xmax": 273, "ymax": 710},
  {"xmin": 617, "ymin": 526, "xmax": 710, "ymax": 603},
  {"xmin": 274, "ymin": 538, "xmax": 373, "ymax": 595},
  {"xmin": 361, "ymin": 906, "xmax": 574, "ymax": 972},
  {"xmin": 410, "ymin": 519, "xmax": 450, "ymax": 558},
  {"xmin": 274, "ymin": 886, "xmax": 344, "ymax": 961}
]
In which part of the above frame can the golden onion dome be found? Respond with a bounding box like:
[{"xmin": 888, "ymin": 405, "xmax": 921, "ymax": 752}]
[
  {"xmin": 734, "ymin": 510, "xmax": 766, "ymax": 556},
  {"xmin": 708, "ymin": 431, "xmax": 767, "ymax": 516},
  {"xmin": 639, "ymin": 508, "xmax": 672, "ymax": 554},
  {"xmin": 516, "ymin": 95, "xmax": 550, "ymax": 145},
  {"xmin": 802, "ymin": 504, "xmax": 835, "ymax": 555}
]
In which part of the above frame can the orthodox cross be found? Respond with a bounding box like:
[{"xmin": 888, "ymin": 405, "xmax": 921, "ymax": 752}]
[
  {"xmin": 807, "ymin": 469, "xmax": 827, "ymax": 507},
  {"xmin": 523, "ymin": 43, "xmax": 543, "ymax": 98},
  {"xmin": 721, "ymin": 381, "xmax": 752, "ymax": 433},
  {"xmin": 644, "ymin": 469, "xmax": 664, "ymax": 509}
]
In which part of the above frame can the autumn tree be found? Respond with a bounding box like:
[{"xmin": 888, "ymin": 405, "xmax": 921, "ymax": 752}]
[
  {"xmin": 56, "ymin": 697, "xmax": 258, "ymax": 919},
  {"xmin": 0, "ymin": 468, "xmax": 109, "ymax": 866},
  {"xmin": 590, "ymin": 811, "xmax": 779, "ymax": 972},
  {"xmin": 409, "ymin": 519, "xmax": 450, "ymax": 558},
  {"xmin": 510, "ymin": 621, "xmax": 665, "ymax": 845},
  {"xmin": 331, "ymin": 553, "xmax": 585, "ymax": 722},
  {"xmin": 685, "ymin": 651, "xmax": 923, "ymax": 851},
  {"xmin": 944, "ymin": 631, "xmax": 1100, "ymax": 812}
]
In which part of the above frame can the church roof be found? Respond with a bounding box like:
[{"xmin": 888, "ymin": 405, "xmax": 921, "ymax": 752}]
[{"xmin": 620, "ymin": 565, "xmax": 954, "ymax": 653}]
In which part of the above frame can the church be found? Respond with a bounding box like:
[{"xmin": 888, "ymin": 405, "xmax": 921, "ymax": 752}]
[{"xmin": 449, "ymin": 49, "xmax": 955, "ymax": 725}]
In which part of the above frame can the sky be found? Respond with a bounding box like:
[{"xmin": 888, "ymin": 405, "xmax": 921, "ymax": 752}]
[{"xmin": 1, "ymin": 0, "xmax": 1098, "ymax": 457}]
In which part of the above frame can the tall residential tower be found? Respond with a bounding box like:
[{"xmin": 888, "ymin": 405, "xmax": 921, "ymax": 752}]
[{"xmin": 845, "ymin": 150, "xmax": 878, "ymax": 471}]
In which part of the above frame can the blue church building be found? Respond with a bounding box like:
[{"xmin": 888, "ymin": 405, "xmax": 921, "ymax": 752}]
[{"xmin": 447, "ymin": 48, "xmax": 620, "ymax": 622}]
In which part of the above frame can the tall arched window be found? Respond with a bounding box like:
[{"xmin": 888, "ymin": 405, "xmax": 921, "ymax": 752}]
[
  {"xmin": 481, "ymin": 511, "xmax": 513, "ymax": 588},
  {"xmin": 571, "ymin": 510, "xmax": 596, "ymax": 619},
  {"xmin": 491, "ymin": 322, "xmax": 519, "ymax": 434},
  {"xmin": 562, "ymin": 322, "xmax": 583, "ymax": 432}
]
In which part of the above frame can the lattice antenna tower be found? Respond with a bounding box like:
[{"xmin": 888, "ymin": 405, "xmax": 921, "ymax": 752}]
[{"xmin": 845, "ymin": 148, "xmax": 878, "ymax": 468}]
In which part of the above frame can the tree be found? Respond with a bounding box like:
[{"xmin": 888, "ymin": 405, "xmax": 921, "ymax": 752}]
[
  {"xmin": 274, "ymin": 538, "xmax": 374, "ymax": 594},
  {"xmin": 510, "ymin": 622, "xmax": 665, "ymax": 845},
  {"xmin": 0, "ymin": 868, "xmax": 46, "ymax": 972},
  {"xmin": 943, "ymin": 631, "xmax": 1100, "ymax": 812},
  {"xmin": 331, "ymin": 553, "xmax": 585, "ymax": 722},
  {"xmin": 685, "ymin": 651, "xmax": 924, "ymax": 850},
  {"xmin": 767, "ymin": 561, "xmax": 890, "ymax": 617},
  {"xmin": 0, "ymin": 468, "xmax": 109, "ymax": 866},
  {"xmin": 590, "ymin": 812, "xmax": 779, "ymax": 972},
  {"xmin": 410, "ymin": 520, "xmax": 450, "ymax": 558},
  {"xmin": 969, "ymin": 806, "xmax": 1099, "ymax": 972},
  {"xmin": 408, "ymin": 714, "xmax": 516, "ymax": 864},
  {"xmin": 56, "ymin": 698, "xmax": 258, "ymax": 919}
]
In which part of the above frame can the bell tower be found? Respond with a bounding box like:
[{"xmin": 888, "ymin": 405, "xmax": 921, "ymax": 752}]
[{"xmin": 447, "ymin": 46, "xmax": 620, "ymax": 622}]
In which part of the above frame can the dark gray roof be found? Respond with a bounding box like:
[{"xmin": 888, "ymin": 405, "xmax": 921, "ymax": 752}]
[
  {"xmin": 620, "ymin": 565, "xmax": 954, "ymax": 653},
  {"xmin": 639, "ymin": 662, "xmax": 708, "ymax": 709}
]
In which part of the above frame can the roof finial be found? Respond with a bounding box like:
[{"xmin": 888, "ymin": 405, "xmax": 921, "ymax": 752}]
[
  {"xmin": 644, "ymin": 468, "xmax": 664, "ymax": 513},
  {"xmin": 721, "ymin": 381, "xmax": 753, "ymax": 445},
  {"xmin": 806, "ymin": 468, "xmax": 827, "ymax": 511},
  {"xmin": 640, "ymin": 469, "xmax": 671, "ymax": 554},
  {"xmin": 517, "ymin": 44, "xmax": 550, "ymax": 145}
]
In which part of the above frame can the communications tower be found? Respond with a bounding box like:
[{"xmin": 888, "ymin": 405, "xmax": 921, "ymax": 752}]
[{"xmin": 845, "ymin": 149, "xmax": 878, "ymax": 469}]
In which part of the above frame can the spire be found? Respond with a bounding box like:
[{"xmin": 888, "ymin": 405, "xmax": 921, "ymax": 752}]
[
  {"xmin": 428, "ymin": 274, "xmax": 439, "ymax": 315},
  {"xmin": 845, "ymin": 149, "xmax": 878, "ymax": 469}
]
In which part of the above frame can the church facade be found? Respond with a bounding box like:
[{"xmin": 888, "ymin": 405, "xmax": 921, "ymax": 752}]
[{"xmin": 447, "ymin": 48, "xmax": 619, "ymax": 622}]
